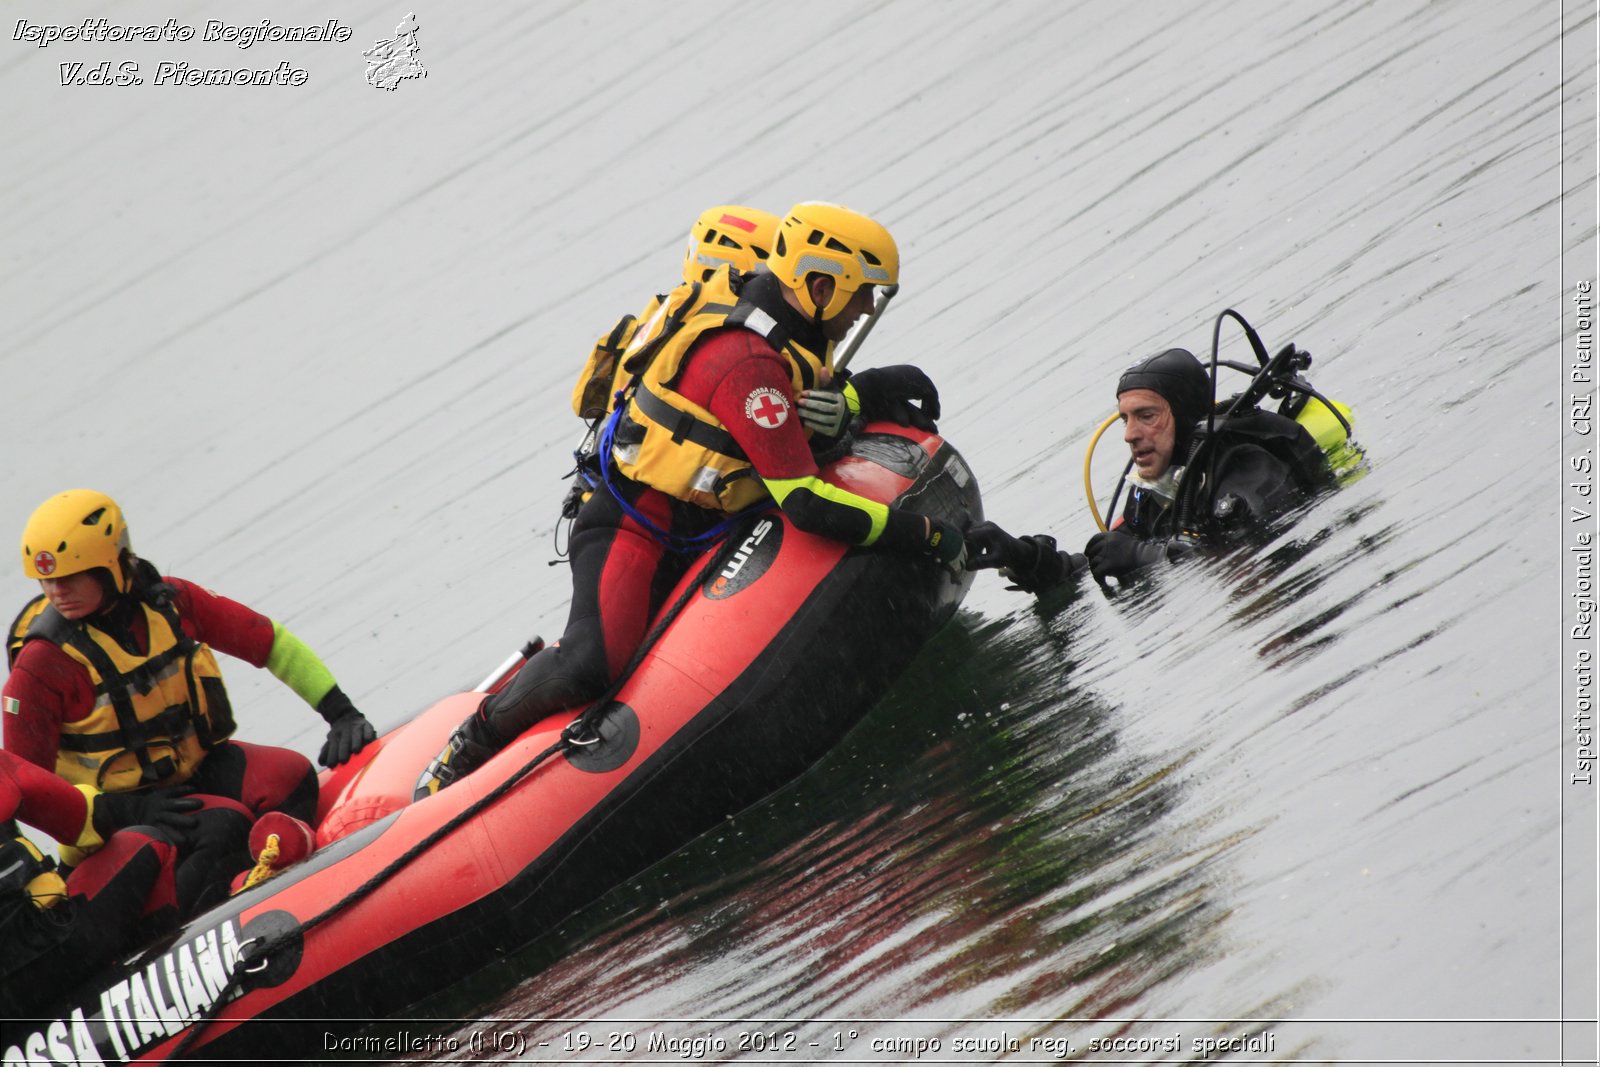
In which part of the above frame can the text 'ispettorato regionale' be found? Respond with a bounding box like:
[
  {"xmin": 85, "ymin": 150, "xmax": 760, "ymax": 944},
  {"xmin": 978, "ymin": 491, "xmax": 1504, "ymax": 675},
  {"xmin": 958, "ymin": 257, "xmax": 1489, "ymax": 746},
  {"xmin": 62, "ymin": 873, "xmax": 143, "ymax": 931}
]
[{"xmin": 13, "ymin": 18, "xmax": 353, "ymax": 49}]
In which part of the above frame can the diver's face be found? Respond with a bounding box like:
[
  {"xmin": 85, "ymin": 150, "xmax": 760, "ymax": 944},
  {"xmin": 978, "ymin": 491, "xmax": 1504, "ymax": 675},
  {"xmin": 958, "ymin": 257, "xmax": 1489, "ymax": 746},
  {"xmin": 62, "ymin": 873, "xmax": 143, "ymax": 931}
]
[{"xmin": 1119, "ymin": 389, "xmax": 1176, "ymax": 479}]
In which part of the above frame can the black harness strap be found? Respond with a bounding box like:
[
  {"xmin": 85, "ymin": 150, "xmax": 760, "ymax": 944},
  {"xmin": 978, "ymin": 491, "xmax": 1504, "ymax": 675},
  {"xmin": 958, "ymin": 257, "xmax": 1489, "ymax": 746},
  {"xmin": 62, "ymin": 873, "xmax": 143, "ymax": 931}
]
[{"xmin": 633, "ymin": 384, "xmax": 749, "ymax": 460}]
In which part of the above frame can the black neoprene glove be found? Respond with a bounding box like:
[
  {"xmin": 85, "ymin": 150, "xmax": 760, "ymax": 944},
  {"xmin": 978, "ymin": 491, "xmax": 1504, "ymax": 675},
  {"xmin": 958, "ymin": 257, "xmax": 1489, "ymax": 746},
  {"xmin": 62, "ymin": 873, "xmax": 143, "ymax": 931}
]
[
  {"xmin": 316, "ymin": 686, "xmax": 377, "ymax": 768},
  {"xmin": 966, "ymin": 522, "xmax": 1081, "ymax": 594},
  {"xmin": 847, "ymin": 365, "xmax": 941, "ymax": 432},
  {"xmin": 925, "ymin": 516, "xmax": 966, "ymax": 570},
  {"xmin": 1084, "ymin": 530, "xmax": 1170, "ymax": 583},
  {"xmin": 91, "ymin": 788, "xmax": 202, "ymax": 840}
]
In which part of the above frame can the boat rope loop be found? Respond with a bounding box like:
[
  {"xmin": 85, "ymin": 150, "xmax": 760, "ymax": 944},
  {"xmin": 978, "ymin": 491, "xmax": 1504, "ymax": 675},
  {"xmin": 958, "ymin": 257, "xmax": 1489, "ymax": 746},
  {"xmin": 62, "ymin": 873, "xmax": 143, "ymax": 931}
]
[
  {"xmin": 236, "ymin": 835, "xmax": 282, "ymax": 893},
  {"xmin": 166, "ymin": 531, "xmax": 741, "ymax": 1062}
]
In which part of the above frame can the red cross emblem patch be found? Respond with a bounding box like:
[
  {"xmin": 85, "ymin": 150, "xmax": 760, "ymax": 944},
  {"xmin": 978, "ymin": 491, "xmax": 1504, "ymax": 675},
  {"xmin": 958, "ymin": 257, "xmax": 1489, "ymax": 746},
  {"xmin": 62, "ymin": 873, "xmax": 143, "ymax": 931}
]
[
  {"xmin": 33, "ymin": 551, "xmax": 56, "ymax": 576},
  {"xmin": 744, "ymin": 387, "xmax": 790, "ymax": 429}
]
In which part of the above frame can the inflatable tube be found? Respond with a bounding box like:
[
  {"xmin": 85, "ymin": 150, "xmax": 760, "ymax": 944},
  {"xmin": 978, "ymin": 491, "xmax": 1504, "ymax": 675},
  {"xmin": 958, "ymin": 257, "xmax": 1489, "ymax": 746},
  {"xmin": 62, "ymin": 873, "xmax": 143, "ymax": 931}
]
[{"xmin": 4, "ymin": 424, "xmax": 980, "ymax": 1063}]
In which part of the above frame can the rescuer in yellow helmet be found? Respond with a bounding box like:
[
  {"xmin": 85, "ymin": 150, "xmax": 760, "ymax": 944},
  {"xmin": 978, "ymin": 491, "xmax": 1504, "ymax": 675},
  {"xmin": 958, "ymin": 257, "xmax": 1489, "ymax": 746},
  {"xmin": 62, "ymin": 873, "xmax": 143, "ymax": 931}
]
[
  {"xmin": 419, "ymin": 201, "xmax": 962, "ymax": 797},
  {"xmin": 5, "ymin": 490, "xmax": 376, "ymax": 837}
]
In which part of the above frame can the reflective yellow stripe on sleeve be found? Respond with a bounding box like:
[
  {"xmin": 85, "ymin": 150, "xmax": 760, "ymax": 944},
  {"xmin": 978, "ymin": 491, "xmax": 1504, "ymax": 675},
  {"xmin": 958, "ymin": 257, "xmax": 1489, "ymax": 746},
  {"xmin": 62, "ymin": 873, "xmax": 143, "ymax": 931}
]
[{"xmin": 762, "ymin": 474, "xmax": 890, "ymax": 546}]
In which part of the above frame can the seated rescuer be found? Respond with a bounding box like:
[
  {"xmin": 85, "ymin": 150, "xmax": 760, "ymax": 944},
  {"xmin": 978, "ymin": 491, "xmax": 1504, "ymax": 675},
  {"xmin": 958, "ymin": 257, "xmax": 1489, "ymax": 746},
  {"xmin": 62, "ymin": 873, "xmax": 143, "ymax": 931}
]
[
  {"xmin": 0, "ymin": 748, "xmax": 211, "ymax": 1015},
  {"xmin": 416, "ymin": 201, "xmax": 964, "ymax": 797},
  {"xmin": 968, "ymin": 347, "xmax": 1336, "ymax": 591},
  {"xmin": 4, "ymin": 490, "xmax": 377, "ymax": 831}
]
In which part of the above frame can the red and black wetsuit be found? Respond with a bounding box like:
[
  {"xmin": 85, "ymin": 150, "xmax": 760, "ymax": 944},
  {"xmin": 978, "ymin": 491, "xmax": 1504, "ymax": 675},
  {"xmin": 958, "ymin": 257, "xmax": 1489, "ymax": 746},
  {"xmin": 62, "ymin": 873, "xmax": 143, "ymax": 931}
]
[
  {"xmin": 4, "ymin": 577, "xmax": 317, "ymax": 824},
  {"xmin": 479, "ymin": 274, "xmax": 929, "ymax": 742}
]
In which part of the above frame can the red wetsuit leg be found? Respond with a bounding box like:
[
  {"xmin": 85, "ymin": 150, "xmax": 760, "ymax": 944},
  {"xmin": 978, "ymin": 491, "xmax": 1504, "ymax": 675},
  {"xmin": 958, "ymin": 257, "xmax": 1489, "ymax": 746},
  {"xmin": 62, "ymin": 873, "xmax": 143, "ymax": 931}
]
[
  {"xmin": 187, "ymin": 739, "xmax": 317, "ymax": 823},
  {"xmin": 480, "ymin": 481, "xmax": 697, "ymax": 741},
  {"xmin": 66, "ymin": 828, "xmax": 181, "ymax": 928}
]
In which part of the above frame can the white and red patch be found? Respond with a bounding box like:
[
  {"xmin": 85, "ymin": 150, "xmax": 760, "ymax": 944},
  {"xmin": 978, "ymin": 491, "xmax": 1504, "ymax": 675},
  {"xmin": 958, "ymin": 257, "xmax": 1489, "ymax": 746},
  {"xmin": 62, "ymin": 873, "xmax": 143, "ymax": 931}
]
[
  {"xmin": 744, "ymin": 387, "xmax": 790, "ymax": 429},
  {"xmin": 33, "ymin": 551, "xmax": 56, "ymax": 576}
]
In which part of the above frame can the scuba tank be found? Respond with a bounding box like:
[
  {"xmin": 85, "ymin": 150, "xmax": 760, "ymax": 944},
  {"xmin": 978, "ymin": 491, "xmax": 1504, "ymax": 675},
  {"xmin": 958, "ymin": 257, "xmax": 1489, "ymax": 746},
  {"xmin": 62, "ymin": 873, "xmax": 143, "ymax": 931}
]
[{"xmin": 1288, "ymin": 394, "xmax": 1365, "ymax": 484}]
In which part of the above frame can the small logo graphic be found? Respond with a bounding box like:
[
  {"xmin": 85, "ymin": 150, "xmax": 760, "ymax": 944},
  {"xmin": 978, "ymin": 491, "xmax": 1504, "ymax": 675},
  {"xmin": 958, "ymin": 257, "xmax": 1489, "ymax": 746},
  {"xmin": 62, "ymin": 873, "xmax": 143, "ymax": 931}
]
[
  {"xmin": 364, "ymin": 13, "xmax": 425, "ymax": 91},
  {"xmin": 33, "ymin": 551, "xmax": 56, "ymax": 576},
  {"xmin": 704, "ymin": 519, "xmax": 781, "ymax": 600},
  {"xmin": 744, "ymin": 388, "xmax": 790, "ymax": 429},
  {"xmin": 3, "ymin": 697, "xmax": 20, "ymax": 716}
]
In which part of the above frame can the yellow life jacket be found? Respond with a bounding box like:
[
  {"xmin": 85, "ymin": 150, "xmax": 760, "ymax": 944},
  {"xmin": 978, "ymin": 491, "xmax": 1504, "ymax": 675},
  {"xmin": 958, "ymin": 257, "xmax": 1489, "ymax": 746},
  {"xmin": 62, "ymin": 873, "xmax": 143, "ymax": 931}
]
[
  {"xmin": 571, "ymin": 295, "xmax": 664, "ymax": 421},
  {"xmin": 0, "ymin": 828, "xmax": 67, "ymax": 910},
  {"xmin": 610, "ymin": 268, "xmax": 830, "ymax": 513},
  {"xmin": 15, "ymin": 595, "xmax": 238, "ymax": 792}
]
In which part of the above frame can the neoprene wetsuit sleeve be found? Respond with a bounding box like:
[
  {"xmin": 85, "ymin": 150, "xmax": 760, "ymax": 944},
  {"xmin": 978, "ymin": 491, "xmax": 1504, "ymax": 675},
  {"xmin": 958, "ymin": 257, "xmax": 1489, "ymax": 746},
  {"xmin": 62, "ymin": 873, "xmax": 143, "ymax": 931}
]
[
  {"xmin": 760, "ymin": 476, "xmax": 931, "ymax": 551},
  {"xmin": 762, "ymin": 475, "xmax": 887, "ymax": 544},
  {"xmin": 265, "ymin": 621, "xmax": 339, "ymax": 708}
]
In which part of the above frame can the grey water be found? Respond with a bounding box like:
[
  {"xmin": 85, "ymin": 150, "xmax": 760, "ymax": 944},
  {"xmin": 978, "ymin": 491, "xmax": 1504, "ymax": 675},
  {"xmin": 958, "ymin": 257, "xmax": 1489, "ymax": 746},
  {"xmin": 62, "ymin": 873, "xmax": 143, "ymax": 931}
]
[{"xmin": 1, "ymin": 0, "xmax": 1593, "ymax": 1063}]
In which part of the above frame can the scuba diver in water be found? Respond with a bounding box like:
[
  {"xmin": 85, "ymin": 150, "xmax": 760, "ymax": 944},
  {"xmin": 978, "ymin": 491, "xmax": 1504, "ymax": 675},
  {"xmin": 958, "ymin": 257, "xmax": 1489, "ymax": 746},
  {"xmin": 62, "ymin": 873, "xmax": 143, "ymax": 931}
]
[
  {"xmin": 4, "ymin": 490, "xmax": 377, "ymax": 901},
  {"xmin": 0, "ymin": 748, "xmax": 209, "ymax": 1015},
  {"xmin": 416, "ymin": 201, "xmax": 961, "ymax": 797},
  {"xmin": 969, "ymin": 312, "xmax": 1361, "ymax": 593}
]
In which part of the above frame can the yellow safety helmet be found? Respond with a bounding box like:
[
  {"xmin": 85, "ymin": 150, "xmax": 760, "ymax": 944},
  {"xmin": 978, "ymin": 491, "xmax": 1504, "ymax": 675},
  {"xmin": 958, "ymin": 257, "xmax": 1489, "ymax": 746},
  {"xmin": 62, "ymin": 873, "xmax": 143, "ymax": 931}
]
[
  {"xmin": 682, "ymin": 205, "xmax": 781, "ymax": 284},
  {"xmin": 20, "ymin": 489, "xmax": 132, "ymax": 592},
  {"xmin": 769, "ymin": 202, "xmax": 899, "ymax": 321}
]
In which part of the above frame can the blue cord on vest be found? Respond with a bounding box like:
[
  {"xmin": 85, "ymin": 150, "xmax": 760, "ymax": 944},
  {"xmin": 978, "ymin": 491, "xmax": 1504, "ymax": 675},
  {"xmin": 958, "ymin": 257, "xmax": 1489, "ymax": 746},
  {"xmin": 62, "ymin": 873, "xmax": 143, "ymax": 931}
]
[{"xmin": 597, "ymin": 405, "xmax": 770, "ymax": 554}]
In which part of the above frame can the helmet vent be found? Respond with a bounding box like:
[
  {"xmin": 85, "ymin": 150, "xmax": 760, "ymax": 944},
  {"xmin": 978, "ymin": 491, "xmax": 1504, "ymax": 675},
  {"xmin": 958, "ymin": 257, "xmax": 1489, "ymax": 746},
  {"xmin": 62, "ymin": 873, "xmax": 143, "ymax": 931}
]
[
  {"xmin": 57, "ymin": 541, "xmax": 67, "ymax": 552},
  {"xmin": 825, "ymin": 237, "xmax": 851, "ymax": 253},
  {"xmin": 753, "ymin": 246, "xmax": 769, "ymax": 260},
  {"xmin": 807, "ymin": 229, "xmax": 825, "ymax": 245},
  {"xmin": 83, "ymin": 508, "xmax": 105, "ymax": 526},
  {"xmin": 775, "ymin": 234, "xmax": 787, "ymax": 256},
  {"xmin": 717, "ymin": 234, "xmax": 742, "ymax": 248},
  {"xmin": 861, "ymin": 250, "xmax": 882, "ymax": 266}
]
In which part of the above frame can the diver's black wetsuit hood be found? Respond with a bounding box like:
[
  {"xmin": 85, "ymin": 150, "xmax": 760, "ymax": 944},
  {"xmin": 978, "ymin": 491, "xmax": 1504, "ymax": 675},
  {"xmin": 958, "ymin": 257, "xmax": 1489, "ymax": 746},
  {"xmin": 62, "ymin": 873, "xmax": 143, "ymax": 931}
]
[{"xmin": 1117, "ymin": 347, "xmax": 1213, "ymax": 459}]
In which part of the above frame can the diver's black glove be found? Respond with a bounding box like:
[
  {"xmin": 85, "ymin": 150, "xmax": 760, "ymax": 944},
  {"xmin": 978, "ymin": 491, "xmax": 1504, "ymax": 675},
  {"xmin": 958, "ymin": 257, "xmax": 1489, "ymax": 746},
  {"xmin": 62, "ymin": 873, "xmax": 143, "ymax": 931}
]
[
  {"xmin": 316, "ymin": 686, "xmax": 377, "ymax": 768},
  {"xmin": 966, "ymin": 522, "xmax": 1081, "ymax": 594},
  {"xmin": 91, "ymin": 788, "xmax": 202, "ymax": 840},
  {"xmin": 847, "ymin": 365, "xmax": 941, "ymax": 432},
  {"xmin": 1084, "ymin": 530, "xmax": 1169, "ymax": 583}
]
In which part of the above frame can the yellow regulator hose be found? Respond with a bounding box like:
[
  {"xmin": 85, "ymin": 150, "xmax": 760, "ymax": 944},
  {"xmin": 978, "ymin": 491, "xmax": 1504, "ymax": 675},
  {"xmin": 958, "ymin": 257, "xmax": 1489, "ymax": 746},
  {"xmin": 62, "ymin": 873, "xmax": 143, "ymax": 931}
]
[{"xmin": 1083, "ymin": 411, "xmax": 1122, "ymax": 533}]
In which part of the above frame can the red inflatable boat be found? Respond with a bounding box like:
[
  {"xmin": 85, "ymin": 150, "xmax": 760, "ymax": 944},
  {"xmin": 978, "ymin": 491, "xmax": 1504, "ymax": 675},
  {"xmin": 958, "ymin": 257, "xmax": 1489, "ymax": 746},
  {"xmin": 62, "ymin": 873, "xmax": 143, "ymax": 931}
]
[{"xmin": 2, "ymin": 424, "xmax": 981, "ymax": 1064}]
